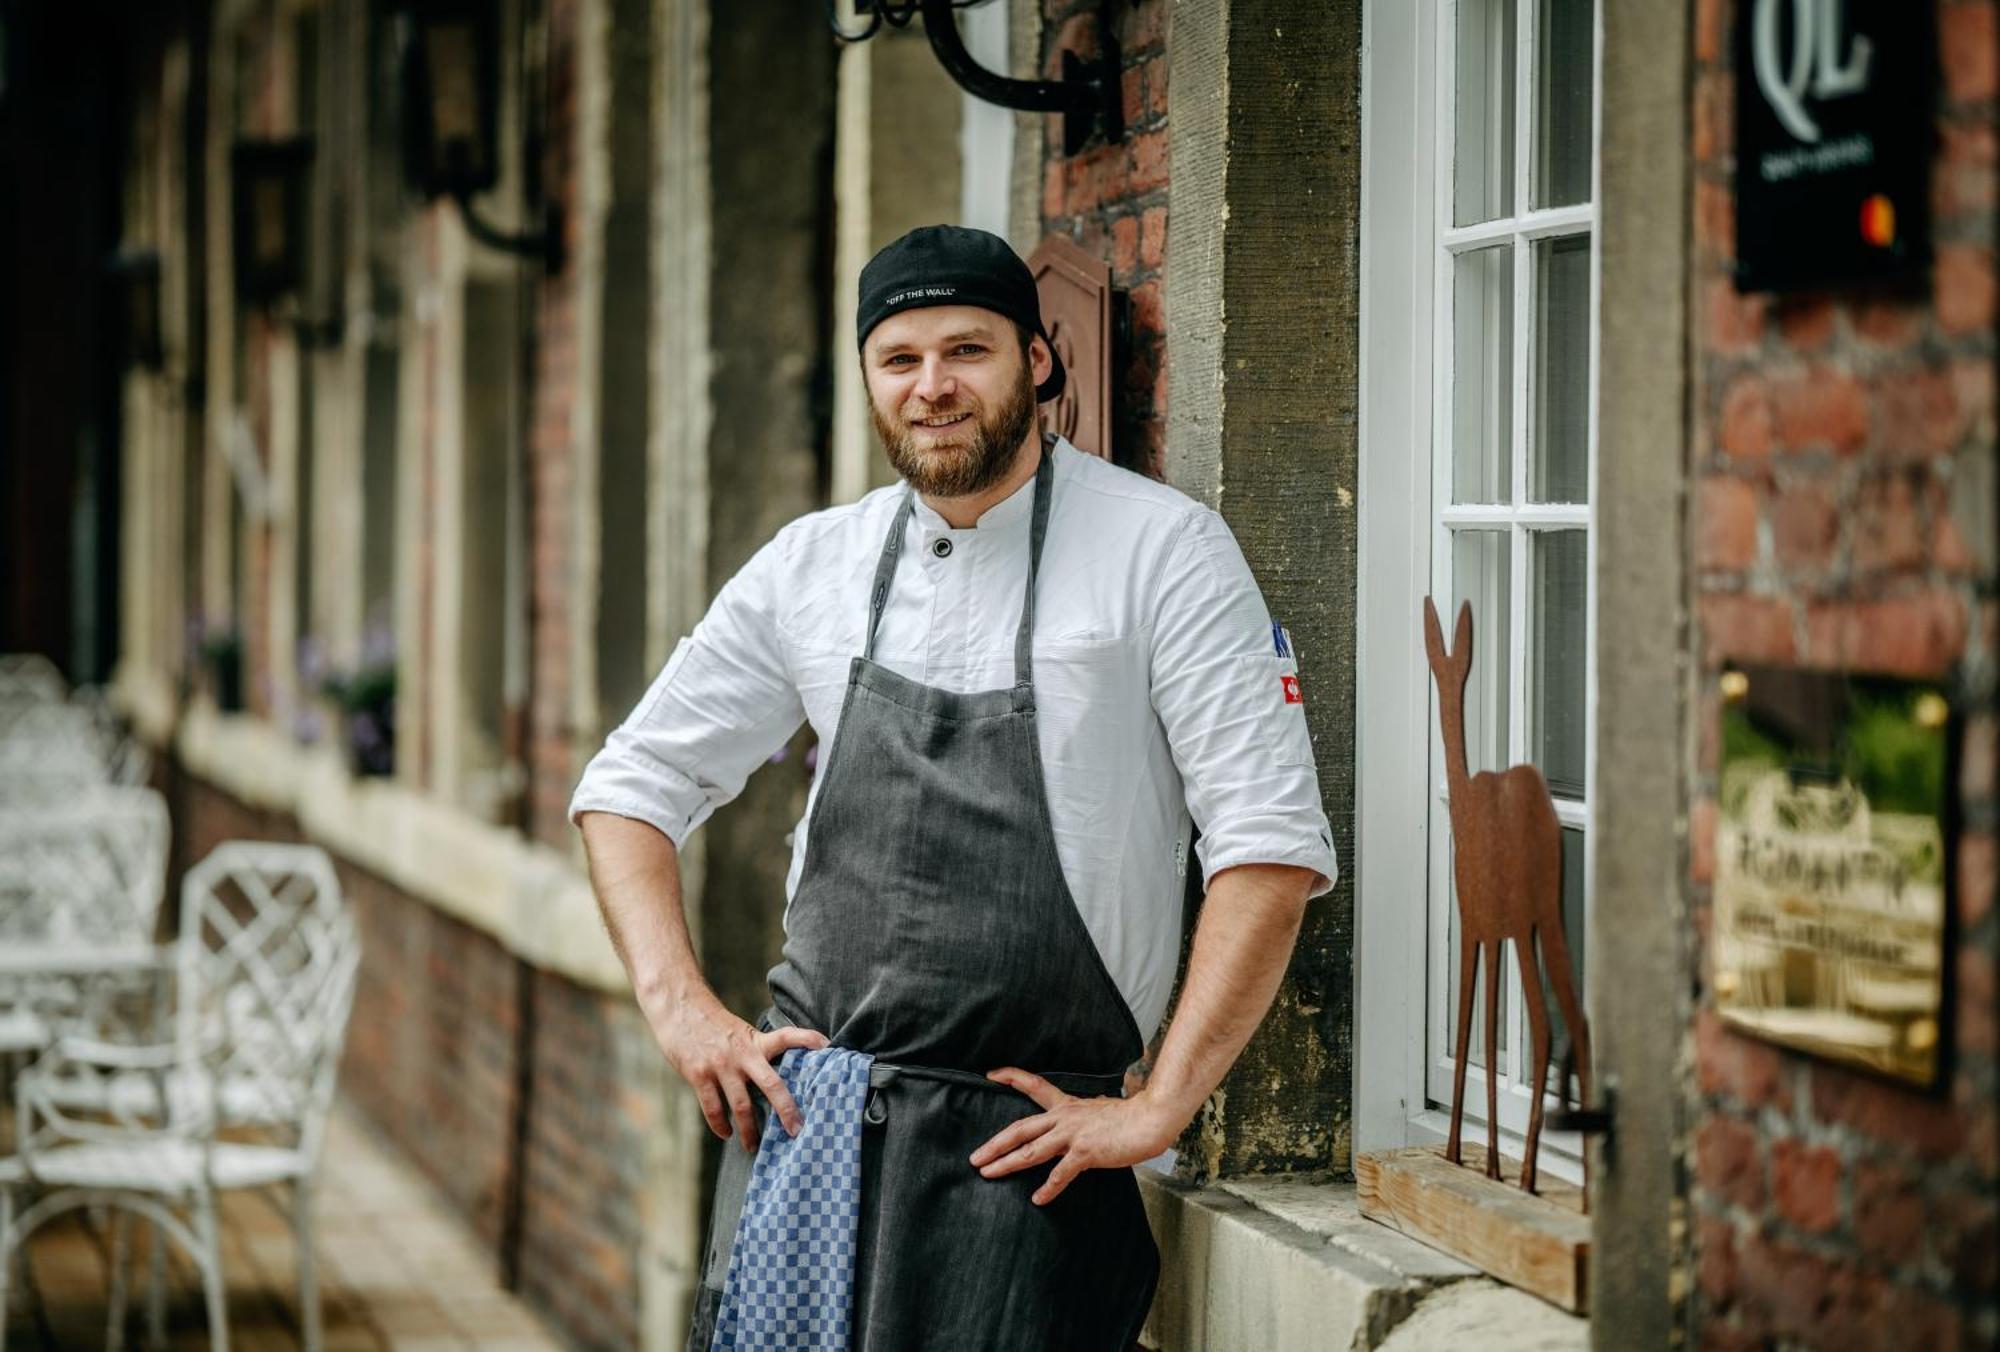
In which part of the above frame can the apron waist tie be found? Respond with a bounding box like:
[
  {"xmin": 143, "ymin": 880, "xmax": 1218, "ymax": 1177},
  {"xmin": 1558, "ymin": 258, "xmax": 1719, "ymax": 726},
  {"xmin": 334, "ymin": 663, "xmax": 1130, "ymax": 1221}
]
[{"xmin": 759, "ymin": 1008, "xmax": 1128, "ymax": 1099}]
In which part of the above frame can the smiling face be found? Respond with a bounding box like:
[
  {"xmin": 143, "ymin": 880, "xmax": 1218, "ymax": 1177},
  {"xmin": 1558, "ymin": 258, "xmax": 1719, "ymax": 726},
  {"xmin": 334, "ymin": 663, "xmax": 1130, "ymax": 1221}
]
[{"xmin": 862, "ymin": 305, "xmax": 1052, "ymax": 499}]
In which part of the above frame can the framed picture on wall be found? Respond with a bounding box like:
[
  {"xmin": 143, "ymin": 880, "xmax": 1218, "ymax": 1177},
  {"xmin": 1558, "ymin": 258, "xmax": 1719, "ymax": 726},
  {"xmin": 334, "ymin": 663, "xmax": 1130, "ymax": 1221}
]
[{"xmin": 1713, "ymin": 665, "xmax": 1953, "ymax": 1088}]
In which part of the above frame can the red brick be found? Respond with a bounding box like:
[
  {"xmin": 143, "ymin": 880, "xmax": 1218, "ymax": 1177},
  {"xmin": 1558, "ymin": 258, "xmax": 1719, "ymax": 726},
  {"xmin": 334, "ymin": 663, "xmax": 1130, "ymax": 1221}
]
[
  {"xmin": 1119, "ymin": 63, "xmax": 1147, "ymax": 132},
  {"xmin": 1058, "ymin": 141, "xmax": 1127, "ymax": 214},
  {"xmin": 1850, "ymin": 468, "xmax": 1930, "ymax": 576},
  {"xmin": 1855, "ymin": 1282, "xmax": 1967, "ymax": 1352},
  {"xmin": 1696, "ymin": 1005, "xmax": 1795, "ymax": 1111},
  {"xmin": 1694, "ymin": 0, "xmax": 1726, "ymax": 64},
  {"xmin": 1929, "ymin": 1186, "xmax": 2000, "ymax": 1291},
  {"xmin": 1941, "ymin": 2, "xmax": 1999, "ymax": 102},
  {"xmin": 1811, "ymin": 1064, "xmax": 1967, "ymax": 1160},
  {"xmin": 1958, "ymin": 958, "xmax": 1998, "ymax": 1078},
  {"xmin": 1774, "ymin": 295, "xmax": 1838, "ymax": 352},
  {"xmin": 1770, "ymin": 480, "xmax": 1841, "ymax": 575},
  {"xmin": 1696, "ymin": 179, "xmax": 1736, "ymax": 261},
  {"xmin": 1692, "ymin": 794, "xmax": 1719, "ymax": 885},
  {"xmin": 1771, "ymin": 1137, "xmax": 1842, "ymax": 1233},
  {"xmin": 1874, "ymin": 369, "xmax": 1964, "ymax": 460},
  {"xmin": 1122, "ymin": 0, "xmax": 1165, "ymax": 54},
  {"xmin": 1692, "ymin": 69, "xmax": 1733, "ymax": 163},
  {"xmin": 1697, "ymin": 1115, "xmax": 1766, "ymax": 1211},
  {"xmin": 1696, "ymin": 475, "xmax": 1759, "ymax": 571},
  {"xmin": 1960, "ymin": 833, "xmax": 1995, "ymax": 931},
  {"xmin": 1963, "ymin": 715, "xmax": 1998, "ymax": 801},
  {"xmin": 1719, "ymin": 373, "xmax": 1775, "ymax": 459},
  {"xmin": 1706, "ymin": 278, "xmax": 1766, "ymax": 355},
  {"xmin": 1937, "ymin": 120, "xmax": 1999, "ymax": 219},
  {"xmin": 1139, "ymin": 206, "xmax": 1168, "ymax": 271},
  {"xmin": 1770, "ymin": 366, "xmax": 1869, "ymax": 455},
  {"xmin": 1111, "ymin": 214, "xmax": 1141, "ymax": 277},
  {"xmin": 1698, "ymin": 592, "xmax": 1796, "ymax": 668},
  {"xmin": 1850, "ymin": 295, "xmax": 1923, "ymax": 347},
  {"xmin": 1936, "ymin": 244, "xmax": 1997, "ymax": 337},
  {"xmin": 1127, "ymin": 278, "xmax": 1165, "ymax": 347},
  {"xmin": 1698, "ymin": 1322, "xmax": 1767, "ymax": 1352},
  {"xmin": 1732, "ymin": 1233, "xmax": 1850, "ymax": 1348},
  {"xmin": 1851, "ymin": 1160, "xmax": 1925, "ymax": 1268},
  {"xmin": 1803, "ymin": 593, "xmax": 1967, "ymax": 678},
  {"xmin": 1127, "ymin": 127, "xmax": 1169, "ymax": 195},
  {"xmin": 1950, "ymin": 358, "xmax": 1996, "ymax": 439},
  {"xmin": 1143, "ymin": 55, "xmax": 1169, "ymax": 122},
  {"xmin": 1697, "ymin": 1213, "xmax": 1739, "ymax": 1311}
]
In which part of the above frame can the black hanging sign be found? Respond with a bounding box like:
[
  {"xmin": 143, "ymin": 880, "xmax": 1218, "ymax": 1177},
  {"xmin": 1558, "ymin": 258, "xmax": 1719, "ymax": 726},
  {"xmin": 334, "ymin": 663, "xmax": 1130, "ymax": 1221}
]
[{"xmin": 1733, "ymin": 0, "xmax": 1935, "ymax": 293}]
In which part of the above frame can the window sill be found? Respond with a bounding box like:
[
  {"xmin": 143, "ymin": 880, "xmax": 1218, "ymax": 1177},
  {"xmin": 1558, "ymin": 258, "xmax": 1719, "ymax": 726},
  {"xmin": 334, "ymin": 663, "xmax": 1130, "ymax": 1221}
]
[{"xmin": 1138, "ymin": 1172, "xmax": 1588, "ymax": 1351}]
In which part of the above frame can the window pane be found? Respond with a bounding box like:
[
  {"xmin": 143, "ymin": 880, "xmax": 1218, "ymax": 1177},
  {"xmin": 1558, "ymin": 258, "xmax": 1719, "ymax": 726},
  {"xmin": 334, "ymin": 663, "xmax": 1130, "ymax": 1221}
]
[
  {"xmin": 1541, "ymin": 825, "xmax": 1588, "ymax": 1095},
  {"xmin": 1450, "ymin": 529, "xmax": 1512, "ymax": 775},
  {"xmin": 1454, "ymin": 0, "xmax": 1517, "ymax": 225},
  {"xmin": 1531, "ymin": 235, "xmax": 1591, "ymax": 503},
  {"xmin": 1534, "ymin": 0, "xmax": 1594, "ymax": 209},
  {"xmin": 1452, "ymin": 245, "xmax": 1514, "ymax": 504},
  {"xmin": 1532, "ymin": 529, "xmax": 1586, "ymax": 797}
]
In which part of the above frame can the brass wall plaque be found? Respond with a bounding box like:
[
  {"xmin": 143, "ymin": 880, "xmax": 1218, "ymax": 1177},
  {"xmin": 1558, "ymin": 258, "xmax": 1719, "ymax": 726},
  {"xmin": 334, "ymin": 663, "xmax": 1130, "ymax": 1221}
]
[
  {"xmin": 1029, "ymin": 235, "xmax": 1112, "ymax": 460},
  {"xmin": 1714, "ymin": 666, "xmax": 1951, "ymax": 1087}
]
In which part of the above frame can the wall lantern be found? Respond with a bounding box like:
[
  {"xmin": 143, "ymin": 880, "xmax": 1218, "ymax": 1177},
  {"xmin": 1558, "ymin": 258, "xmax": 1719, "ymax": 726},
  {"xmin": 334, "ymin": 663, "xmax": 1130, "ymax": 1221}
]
[
  {"xmin": 106, "ymin": 249, "xmax": 165, "ymax": 371},
  {"xmin": 826, "ymin": 0, "xmax": 1121, "ymax": 156},
  {"xmin": 231, "ymin": 137, "xmax": 314, "ymax": 307},
  {"xmin": 402, "ymin": 0, "xmax": 563, "ymax": 271}
]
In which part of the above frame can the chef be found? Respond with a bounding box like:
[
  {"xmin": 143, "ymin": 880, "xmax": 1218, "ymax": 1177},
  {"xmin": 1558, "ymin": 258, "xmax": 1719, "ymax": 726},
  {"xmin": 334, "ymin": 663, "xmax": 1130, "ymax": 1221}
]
[{"xmin": 571, "ymin": 225, "xmax": 1338, "ymax": 1350}]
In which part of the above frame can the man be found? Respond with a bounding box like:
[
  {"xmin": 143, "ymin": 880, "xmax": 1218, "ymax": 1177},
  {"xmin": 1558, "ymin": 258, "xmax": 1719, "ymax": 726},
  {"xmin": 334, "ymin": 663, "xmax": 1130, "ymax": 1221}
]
[{"xmin": 572, "ymin": 225, "xmax": 1337, "ymax": 1350}]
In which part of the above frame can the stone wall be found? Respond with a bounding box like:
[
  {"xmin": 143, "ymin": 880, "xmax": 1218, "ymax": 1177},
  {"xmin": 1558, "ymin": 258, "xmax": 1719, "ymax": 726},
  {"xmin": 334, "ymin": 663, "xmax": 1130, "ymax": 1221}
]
[{"xmin": 1686, "ymin": 1, "xmax": 2000, "ymax": 1344}]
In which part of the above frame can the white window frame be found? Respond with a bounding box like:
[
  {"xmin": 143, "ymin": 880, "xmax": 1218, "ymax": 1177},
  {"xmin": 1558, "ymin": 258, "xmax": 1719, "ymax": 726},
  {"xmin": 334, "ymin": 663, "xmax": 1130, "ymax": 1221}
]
[{"xmin": 1355, "ymin": 0, "xmax": 1601, "ymax": 1181}]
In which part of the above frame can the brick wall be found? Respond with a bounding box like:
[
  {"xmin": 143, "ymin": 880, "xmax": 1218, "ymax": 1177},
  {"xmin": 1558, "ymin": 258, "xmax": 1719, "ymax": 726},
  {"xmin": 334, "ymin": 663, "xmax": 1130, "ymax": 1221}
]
[
  {"xmin": 167, "ymin": 767, "xmax": 650, "ymax": 1348},
  {"xmin": 1688, "ymin": 1, "xmax": 2000, "ymax": 1344},
  {"xmin": 1037, "ymin": 0, "xmax": 1169, "ymax": 477}
]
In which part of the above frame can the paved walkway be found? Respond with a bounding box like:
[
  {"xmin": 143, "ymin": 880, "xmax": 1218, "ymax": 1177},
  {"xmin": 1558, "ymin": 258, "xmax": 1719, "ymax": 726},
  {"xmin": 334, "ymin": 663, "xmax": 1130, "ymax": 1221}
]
[{"xmin": 4, "ymin": 1107, "xmax": 561, "ymax": 1349}]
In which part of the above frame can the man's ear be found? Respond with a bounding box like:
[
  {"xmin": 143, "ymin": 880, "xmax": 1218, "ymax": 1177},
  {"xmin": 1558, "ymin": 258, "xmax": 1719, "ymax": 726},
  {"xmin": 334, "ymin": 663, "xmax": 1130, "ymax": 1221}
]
[{"xmin": 1029, "ymin": 333, "xmax": 1054, "ymax": 387}]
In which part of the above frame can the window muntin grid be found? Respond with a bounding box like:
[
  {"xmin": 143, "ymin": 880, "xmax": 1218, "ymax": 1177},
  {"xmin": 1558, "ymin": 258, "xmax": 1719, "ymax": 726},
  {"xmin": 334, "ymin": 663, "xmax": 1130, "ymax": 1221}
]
[{"xmin": 1425, "ymin": 0, "xmax": 1598, "ymax": 1148}]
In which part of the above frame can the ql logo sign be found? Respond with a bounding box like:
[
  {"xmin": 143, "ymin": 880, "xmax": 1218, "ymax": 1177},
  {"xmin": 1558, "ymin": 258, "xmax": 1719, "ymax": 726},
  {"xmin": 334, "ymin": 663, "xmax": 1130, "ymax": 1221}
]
[{"xmin": 1752, "ymin": 0, "xmax": 1874, "ymax": 143}]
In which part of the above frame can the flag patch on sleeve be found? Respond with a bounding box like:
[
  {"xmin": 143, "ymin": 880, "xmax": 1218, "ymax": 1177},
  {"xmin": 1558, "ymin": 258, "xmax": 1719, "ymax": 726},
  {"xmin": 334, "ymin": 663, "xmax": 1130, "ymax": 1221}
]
[{"xmin": 1281, "ymin": 675, "xmax": 1303, "ymax": 704}]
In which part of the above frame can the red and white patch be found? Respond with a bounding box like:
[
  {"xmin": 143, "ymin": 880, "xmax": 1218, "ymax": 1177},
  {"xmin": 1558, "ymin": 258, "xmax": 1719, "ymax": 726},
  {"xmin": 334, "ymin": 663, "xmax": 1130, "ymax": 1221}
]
[{"xmin": 1281, "ymin": 675, "xmax": 1303, "ymax": 705}]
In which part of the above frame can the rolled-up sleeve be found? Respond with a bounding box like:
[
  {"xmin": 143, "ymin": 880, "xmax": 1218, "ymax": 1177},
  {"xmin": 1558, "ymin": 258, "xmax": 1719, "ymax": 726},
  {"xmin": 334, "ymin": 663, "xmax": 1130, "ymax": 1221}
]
[
  {"xmin": 1148, "ymin": 509, "xmax": 1339, "ymax": 897},
  {"xmin": 568, "ymin": 536, "xmax": 806, "ymax": 848}
]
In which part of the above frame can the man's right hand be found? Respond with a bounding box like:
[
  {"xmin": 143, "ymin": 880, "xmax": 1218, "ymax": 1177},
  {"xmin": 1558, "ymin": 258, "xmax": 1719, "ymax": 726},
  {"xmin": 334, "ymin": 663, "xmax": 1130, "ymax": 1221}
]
[{"xmin": 653, "ymin": 998, "xmax": 829, "ymax": 1153}]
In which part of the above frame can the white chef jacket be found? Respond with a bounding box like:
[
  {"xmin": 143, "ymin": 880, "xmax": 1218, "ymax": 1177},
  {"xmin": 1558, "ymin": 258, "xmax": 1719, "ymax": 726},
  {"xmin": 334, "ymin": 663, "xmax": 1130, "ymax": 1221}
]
[{"xmin": 570, "ymin": 438, "xmax": 1338, "ymax": 1040}]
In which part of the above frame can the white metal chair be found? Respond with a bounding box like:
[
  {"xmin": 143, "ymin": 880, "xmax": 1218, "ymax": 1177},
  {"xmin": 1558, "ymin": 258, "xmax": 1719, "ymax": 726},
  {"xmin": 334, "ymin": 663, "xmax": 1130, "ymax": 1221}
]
[
  {"xmin": 0, "ymin": 656, "xmax": 64, "ymax": 707},
  {"xmin": 0, "ymin": 843, "xmax": 360, "ymax": 1352},
  {"xmin": 0, "ymin": 704, "xmax": 114, "ymax": 800},
  {"xmin": 0, "ymin": 788, "xmax": 172, "ymax": 1063}
]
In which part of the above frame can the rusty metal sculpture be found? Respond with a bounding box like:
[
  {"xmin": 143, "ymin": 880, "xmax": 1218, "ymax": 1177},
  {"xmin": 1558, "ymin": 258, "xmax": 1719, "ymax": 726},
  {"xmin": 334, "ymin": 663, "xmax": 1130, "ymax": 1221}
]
[{"xmin": 1423, "ymin": 597, "xmax": 1593, "ymax": 1197}]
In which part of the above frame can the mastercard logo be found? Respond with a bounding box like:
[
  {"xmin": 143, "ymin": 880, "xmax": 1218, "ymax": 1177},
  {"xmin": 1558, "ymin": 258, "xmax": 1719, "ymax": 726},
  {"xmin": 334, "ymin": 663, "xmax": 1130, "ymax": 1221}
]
[{"xmin": 1860, "ymin": 194, "xmax": 1897, "ymax": 248}]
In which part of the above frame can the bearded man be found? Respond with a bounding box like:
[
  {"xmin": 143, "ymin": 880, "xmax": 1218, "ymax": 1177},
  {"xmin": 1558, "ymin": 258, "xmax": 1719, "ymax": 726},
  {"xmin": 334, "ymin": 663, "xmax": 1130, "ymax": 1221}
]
[{"xmin": 571, "ymin": 225, "xmax": 1337, "ymax": 1351}]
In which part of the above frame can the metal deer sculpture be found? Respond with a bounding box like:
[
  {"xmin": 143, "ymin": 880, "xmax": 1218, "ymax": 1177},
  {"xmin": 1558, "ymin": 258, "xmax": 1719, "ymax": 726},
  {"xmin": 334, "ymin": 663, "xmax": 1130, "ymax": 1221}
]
[{"xmin": 1424, "ymin": 597, "xmax": 1593, "ymax": 1197}]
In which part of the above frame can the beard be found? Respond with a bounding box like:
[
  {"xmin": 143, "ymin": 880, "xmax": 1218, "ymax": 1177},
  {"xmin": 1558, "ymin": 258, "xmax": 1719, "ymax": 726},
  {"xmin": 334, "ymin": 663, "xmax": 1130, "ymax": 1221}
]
[{"xmin": 871, "ymin": 362, "xmax": 1039, "ymax": 499}]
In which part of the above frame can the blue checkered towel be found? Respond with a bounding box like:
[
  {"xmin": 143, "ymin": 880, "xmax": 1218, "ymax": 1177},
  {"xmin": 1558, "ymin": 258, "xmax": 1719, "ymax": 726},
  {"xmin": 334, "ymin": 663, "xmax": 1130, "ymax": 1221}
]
[{"xmin": 711, "ymin": 1046, "xmax": 875, "ymax": 1352}]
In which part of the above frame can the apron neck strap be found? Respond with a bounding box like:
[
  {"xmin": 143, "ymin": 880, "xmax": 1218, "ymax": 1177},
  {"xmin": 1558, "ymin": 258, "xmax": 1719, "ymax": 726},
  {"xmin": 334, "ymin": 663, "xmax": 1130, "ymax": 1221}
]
[{"xmin": 863, "ymin": 438, "xmax": 1057, "ymax": 689}]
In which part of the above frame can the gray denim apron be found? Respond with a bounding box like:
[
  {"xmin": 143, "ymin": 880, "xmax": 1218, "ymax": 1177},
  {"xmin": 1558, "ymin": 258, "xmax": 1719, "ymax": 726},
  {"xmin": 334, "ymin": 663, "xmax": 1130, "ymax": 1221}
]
[{"xmin": 688, "ymin": 444, "xmax": 1158, "ymax": 1350}]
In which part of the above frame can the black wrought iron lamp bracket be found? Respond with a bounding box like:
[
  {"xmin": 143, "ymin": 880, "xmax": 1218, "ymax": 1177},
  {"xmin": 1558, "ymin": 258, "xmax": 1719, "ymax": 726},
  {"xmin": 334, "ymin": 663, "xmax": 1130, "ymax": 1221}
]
[
  {"xmin": 450, "ymin": 184, "xmax": 564, "ymax": 273},
  {"xmin": 850, "ymin": 0, "xmax": 1121, "ymax": 156}
]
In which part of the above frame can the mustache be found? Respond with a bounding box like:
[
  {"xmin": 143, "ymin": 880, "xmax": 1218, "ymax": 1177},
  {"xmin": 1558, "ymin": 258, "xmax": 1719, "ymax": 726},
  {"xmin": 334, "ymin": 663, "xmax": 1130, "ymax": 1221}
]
[{"xmin": 900, "ymin": 400, "xmax": 977, "ymax": 421}]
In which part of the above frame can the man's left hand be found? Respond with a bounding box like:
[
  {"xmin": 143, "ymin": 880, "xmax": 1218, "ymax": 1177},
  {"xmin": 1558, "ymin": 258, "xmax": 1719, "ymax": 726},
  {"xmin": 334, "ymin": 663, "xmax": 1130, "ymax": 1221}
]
[{"xmin": 969, "ymin": 1068, "xmax": 1181, "ymax": 1206}]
